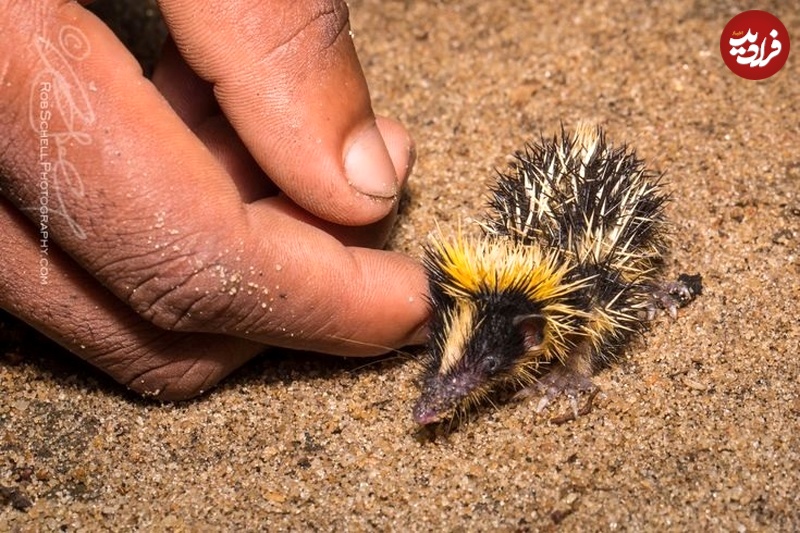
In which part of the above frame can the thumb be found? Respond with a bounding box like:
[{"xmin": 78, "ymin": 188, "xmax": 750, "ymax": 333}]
[{"xmin": 158, "ymin": 0, "xmax": 407, "ymax": 226}]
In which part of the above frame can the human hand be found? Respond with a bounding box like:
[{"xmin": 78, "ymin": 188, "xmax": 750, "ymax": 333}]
[{"xmin": 0, "ymin": 1, "xmax": 428, "ymax": 400}]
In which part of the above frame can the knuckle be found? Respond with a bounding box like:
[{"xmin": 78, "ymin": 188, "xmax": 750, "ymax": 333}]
[
  {"xmin": 85, "ymin": 325, "xmax": 253, "ymax": 401},
  {"xmin": 272, "ymin": 0, "xmax": 350, "ymax": 57},
  {"xmin": 125, "ymin": 361, "xmax": 211, "ymax": 401},
  {"xmin": 130, "ymin": 266, "xmax": 233, "ymax": 333},
  {"xmin": 77, "ymin": 330, "xmax": 213, "ymax": 400},
  {"xmin": 98, "ymin": 236, "xmax": 240, "ymax": 333},
  {"xmin": 124, "ymin": 358, "xmax": 216, "ymax": 401},
  {"xmin": 305, "ymin": 0, "xmax": 350, "ymax": 51},
  {"xmin": 112, "ymin": 338, "xmax": 229, "ymax": 401}
]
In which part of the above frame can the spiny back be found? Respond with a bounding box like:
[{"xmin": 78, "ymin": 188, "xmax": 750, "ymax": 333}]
[{"xmin": 486, "ymin": 125, "xmax": 669, "ymax": 289}]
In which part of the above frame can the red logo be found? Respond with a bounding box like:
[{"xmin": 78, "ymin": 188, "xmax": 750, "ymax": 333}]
[{"xmin": 720, "ymin": 10, "xmax": 790, "ymax": 80}]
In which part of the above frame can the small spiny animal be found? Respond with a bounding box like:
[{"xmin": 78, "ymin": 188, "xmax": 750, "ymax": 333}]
[{"xmin": 413, "ymin": 125, "xmax": 701, "ymax": 425}]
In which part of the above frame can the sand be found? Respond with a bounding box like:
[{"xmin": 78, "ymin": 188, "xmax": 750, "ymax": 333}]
[{"xmin": 2, "ymin": 0, "xmax": 798, "ymax": 530}]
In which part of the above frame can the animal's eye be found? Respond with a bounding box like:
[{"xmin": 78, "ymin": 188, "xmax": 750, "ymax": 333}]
[{"xmin": 484, "ymin": 356, "xmax": 500, "ymax": 373}]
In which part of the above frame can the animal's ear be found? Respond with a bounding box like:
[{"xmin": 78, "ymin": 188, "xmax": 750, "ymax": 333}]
[{"xmin": 513, "ymin": 314, "xmax": 547, "ymax": 352}]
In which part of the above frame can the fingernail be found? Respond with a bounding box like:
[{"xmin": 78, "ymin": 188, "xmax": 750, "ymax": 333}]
[
  {"xmin": 344, "ymin": 124, "xmax": 398, "ymax": 199},
  {"xmin": 409, "ymin": 320, "xmax": 429, "ymax": 346}
]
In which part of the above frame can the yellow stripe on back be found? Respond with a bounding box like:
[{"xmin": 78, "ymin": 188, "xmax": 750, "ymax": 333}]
[
  {"xmin": 428, "ymin": 233, "xmax": 577, "ymax": 304},
  {"xmin": 427, "ymin": 231, "xmax": 595, "ymax": 366}
]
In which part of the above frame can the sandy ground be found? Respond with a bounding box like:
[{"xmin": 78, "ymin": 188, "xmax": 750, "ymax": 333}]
[{"xmin": 2, "ymin": 0, "xmax": 799, "ymax": 530}]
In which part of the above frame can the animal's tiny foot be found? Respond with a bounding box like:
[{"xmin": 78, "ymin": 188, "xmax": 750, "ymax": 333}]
[
  {"xmin": 647, "ymin": 289, "xmax": 679, "ymax": 319},
  {"xmin": 516, "ymin": 368, "xmax": 598, "ymax": 420},
  {"xmin": 647, "ymin": 273, "xmax": 703, "ymax": 320}
]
